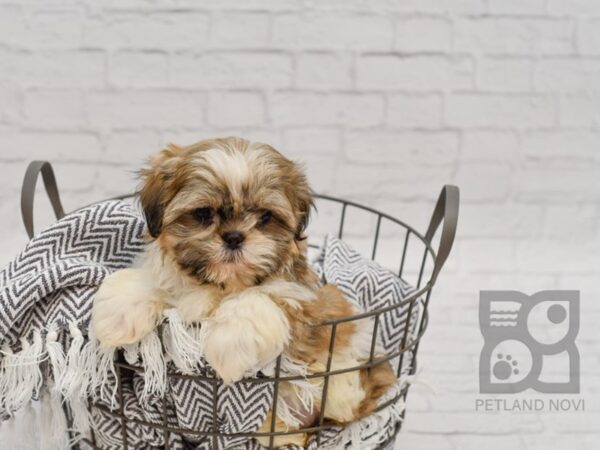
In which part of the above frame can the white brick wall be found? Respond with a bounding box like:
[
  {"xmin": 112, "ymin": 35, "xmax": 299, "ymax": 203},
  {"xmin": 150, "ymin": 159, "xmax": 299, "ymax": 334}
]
[{"xmin": 1, "ymin": 1, "xmax": 599, "ymax": 449}]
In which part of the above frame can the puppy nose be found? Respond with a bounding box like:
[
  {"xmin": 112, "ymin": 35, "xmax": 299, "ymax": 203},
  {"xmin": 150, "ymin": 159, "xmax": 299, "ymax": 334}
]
[{"xmin": 222, "ymin": 231, "xmax": 245, "ymax": 249}]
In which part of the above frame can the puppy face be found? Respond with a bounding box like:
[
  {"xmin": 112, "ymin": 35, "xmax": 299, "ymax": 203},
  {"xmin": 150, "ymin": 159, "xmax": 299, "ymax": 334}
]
[{"xmin": 139, "ymin": 137, "xmax": 312, "ymax": 289}]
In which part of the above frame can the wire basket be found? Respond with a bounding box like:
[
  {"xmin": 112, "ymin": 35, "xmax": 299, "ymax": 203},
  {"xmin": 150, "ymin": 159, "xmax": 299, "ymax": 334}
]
[{"xmin": 20, "ymin": 162, "xmax": 459, "ymax": 450}]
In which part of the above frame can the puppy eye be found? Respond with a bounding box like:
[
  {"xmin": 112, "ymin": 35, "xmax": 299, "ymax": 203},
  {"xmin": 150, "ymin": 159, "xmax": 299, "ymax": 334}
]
[
  {"xmin": 258, "ymin": 210, "xmax": 272, "ymax": 226},
  {"xmin": 193, "ymin": 207, "xmax": 214, "ymax": 224}
]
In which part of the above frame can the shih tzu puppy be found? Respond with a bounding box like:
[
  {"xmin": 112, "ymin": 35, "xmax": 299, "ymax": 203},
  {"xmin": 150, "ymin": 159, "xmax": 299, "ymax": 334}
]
[{"xmin": 92, "ymin": 137, "xmax": 395, "ymax": 446}]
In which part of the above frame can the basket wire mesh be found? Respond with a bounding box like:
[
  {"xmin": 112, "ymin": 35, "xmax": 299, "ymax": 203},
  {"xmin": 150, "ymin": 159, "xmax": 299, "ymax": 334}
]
[{"xmin": 18, "ymin": 162, "xmax": 458, "ymax": 450}]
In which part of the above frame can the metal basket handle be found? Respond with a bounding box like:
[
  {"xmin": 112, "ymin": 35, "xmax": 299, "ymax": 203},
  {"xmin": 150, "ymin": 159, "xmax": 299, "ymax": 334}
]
[
  {"xmin": 424, "ymin": 185, "xmax": 459, "ymax": 284},
  {"xmin": 21, "ymin": 161, "xmax": 65, "ymax": 239}
]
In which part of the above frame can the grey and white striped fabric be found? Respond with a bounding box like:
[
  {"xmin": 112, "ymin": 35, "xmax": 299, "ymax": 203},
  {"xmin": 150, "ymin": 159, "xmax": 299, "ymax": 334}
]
[{"xmin": 0, "ymin": 198, "xmax": 417, "ymax": 449}]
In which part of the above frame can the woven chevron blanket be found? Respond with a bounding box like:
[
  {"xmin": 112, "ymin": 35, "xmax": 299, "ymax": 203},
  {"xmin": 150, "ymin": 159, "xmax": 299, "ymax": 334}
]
[{"xmin": 0, "ymin": 198, "xmax": 420, "ymax": 450}]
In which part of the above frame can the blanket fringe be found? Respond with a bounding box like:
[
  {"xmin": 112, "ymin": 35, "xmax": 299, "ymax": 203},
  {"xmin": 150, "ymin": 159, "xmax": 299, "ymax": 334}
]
[
  {"xmin": 56, "ymin": 322, "xmax": 83, "ymax": 399},
  {"xmin": 46, "ymin": 324, "xmax": 66, "ymax": 387},
  {"xmin": 47, "ymin": 322, "xmax": 94, "ymax": 438},
  {"xmin": 0, "ymin": 415, "xmax": 16, "ymax": 448},
  {"xmin": 262, "ymin": 354, "xmax": 322, "ymax": 429},
  {"xmin": 0, "ymin": 317, "xmax": 413, "ymax": 450},
  {"xmin": 139, "ymin": 330, "xmax": 166, "ymax": 402},
  {"xmin": 40, "ymin": 386, "xmax": 69, "ymax": 450},
  {"xmin": 51, "ymin": 322, "xmax": 116, "ymax": 409},
  {"xmin": 0, "ymin": 331, "xmax": 44, "ymax": 415},
  {"xmin": 280, "ymin": 354, "xmax": 322, "ymax": 412},
  {"xmin": 23, "ymin": 401, "xmax": 38, "ymax": 442},
  {"xmin": 162, "ymin": 308, "xmax": 204, "ymax": 374},
  {"xmin": 93, "ymin": 344, "xmax": 118, "ymax": 408},
  {"xmin": 69, "ymin": 396, "xmax": 92, "ymax": 435},
  {"xmin": 79, "ymin": 338, "xmax": 99, "ymax": 399},
  {"xmin": 122, "ymin": 342, "xmax": 139, "ymax": 365}
]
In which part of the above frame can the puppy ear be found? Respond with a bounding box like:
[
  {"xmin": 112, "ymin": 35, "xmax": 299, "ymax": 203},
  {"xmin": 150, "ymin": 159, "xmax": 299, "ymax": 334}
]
[
  {"xmin": 139, "ymin": 144, "xmax": 185, "ymax": 238},
  {"xmin": 139, "ymin": 168, "xmax": 164, "ymax": 238},
  {"xmin": 292, "ymin": 169, "xmax": 314, "ymax": 241}
]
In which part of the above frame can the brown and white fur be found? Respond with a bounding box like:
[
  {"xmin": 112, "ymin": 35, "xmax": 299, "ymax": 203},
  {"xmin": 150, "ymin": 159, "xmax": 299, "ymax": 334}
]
[{"xmin": 91, "ymin": 137, "xmax": 395, "ymax": 447}]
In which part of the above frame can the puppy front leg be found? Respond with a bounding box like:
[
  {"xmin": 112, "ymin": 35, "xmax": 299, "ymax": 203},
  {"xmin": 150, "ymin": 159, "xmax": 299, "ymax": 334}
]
[
  {"xmin": 172, "ymin": 286, "xmax": 221, "ymax": 324},
  {"xmin": 92, "ymin": 268, "xmax": 166, "ymax": 348},
  {"xmin": 203, "ymin": 289, "xmax": 291, "ymax": 384}
]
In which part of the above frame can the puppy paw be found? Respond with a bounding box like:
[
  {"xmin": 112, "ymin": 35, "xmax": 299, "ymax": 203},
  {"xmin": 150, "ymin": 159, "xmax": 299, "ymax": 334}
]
[
  {"xmin": 92, "ymin": 268, "xmax": 165, "ymax": 348},
  {"xmin": 203, "ymin": 289, "xmax": 290, "ymax": 384}
]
